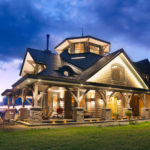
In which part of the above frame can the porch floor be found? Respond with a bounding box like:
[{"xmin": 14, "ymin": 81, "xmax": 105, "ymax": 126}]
[{"xmin": 16, "ymin": 118, "xmax": 150, "ymax": 127}]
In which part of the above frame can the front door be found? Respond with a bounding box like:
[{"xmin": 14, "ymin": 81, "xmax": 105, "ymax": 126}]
[{"xmin": 51, "ymin": 92, "xmax": 60, "ymax": 112}]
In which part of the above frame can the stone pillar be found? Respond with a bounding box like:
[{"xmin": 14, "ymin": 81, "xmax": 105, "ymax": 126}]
[
  {"xmin": 141, "ymin": 108, "xmax": 150, "ymax": 119},
  {"xmin": 104, "ymin": 108, "xmax": 112, "ymax": 120},
  {"xmin": 19, "ymin": 108, "xmax": 29, "ymax": 120},
  {"xmin": 123, "ymin": 108, "xmax": 132, "ymax": 118},
  {"xmin": 64, "ymin": 91, "xmax": 72, "ymax": 119},
  {"xmin": 29, "ymin": 107, "xmax": 43, "ymax": 123},
  {"xmin": 72, "ymin": 107, "xmax": 84, "ymax": 122}
]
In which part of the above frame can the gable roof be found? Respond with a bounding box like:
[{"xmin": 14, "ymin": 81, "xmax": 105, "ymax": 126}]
[
  {"xmin": 78, "ymin": 49, "xmax": 124, "ymax": 80},
  {"xmin": 19, "ymin": 48, "xmax": 148, "ymax": 89},
  {"xmin": 60, "ymin": 49, "xmax": 102, "ymax": 70},
  {"xmin": 79, "ymin": 49, "xmax": 148, "ymax": 89},
  {"xmin": 20, "ymin": 48, "xmax": 82, "ymax": 79},
  {"xmin": 134, "ymin": 59, "xmax": 150, "ymax": 75}
]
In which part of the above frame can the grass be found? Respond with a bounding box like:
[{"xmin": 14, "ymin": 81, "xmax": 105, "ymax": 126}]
[{"xmin": 0, "ymin": 122, "xmax": 150, "ymax": 150}]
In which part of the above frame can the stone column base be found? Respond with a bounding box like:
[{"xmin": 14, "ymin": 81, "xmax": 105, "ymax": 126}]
[
  {"xmin": 141, "ymin": 108, "xmax": 150, "ymax": 119},
  {"xmin": 6, "ymin": 109, "xmax": 16, "ymax": 120},
  {"xmin": 29, "ymin": 107, "xmax": 43, "ymax": 123},
  {"xmin": 123, "ymin": 108, "xmax": 132, "ymax": 118},
  {"xmin": 72, "ymin": 107, "xmax": 84, "ymax": 122},
  {"xmin": 104, "ymin": 108, "xmax": 112, "ymax": 120},
  {"xmin": 19, "ymin": 108, "xmax": 29, "ymax": 120}
]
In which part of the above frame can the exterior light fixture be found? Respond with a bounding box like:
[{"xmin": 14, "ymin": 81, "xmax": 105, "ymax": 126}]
[
  {"xmin": 27, "ymin": 79, "xmax": 31, "ymax": 83},
  {"xmin": 52, "ymin": 120, "xmax": 56, "ymax": 124},
  {"xmin": 96, "ymin": 119, "xmax": 100, "ymax": 122},
  {"xmin": 38, "ymin": 79, "xmax": 41, "ymax": 82},
  {"xmin": 64, "ymin": 120, "xmax": 67, "ymax": 124}
]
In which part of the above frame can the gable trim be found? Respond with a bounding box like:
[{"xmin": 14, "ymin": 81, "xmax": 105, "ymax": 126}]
[{"xmin": 86, "ymin": 50, "xmax": 148, "ymax": 89}]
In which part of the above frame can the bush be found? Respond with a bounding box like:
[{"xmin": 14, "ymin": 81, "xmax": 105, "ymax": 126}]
[
  {"xmin": 125, "ymin": 111, "xmax": 132, "ymax": 117},
  {"xmin": 113, "ymin": 112, "xmax": 119, "ymax": 117}
]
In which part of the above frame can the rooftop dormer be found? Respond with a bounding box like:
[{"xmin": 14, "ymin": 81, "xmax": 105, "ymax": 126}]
[{"xmin": 55, "ymin": 36, "xmax": 111, "ymax": 56}]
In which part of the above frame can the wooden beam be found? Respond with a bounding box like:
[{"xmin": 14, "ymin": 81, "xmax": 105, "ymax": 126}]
[
  {"xmin": 25, "ymin": 98, "xmax": 32, "ymax": 105},
  {"xmin": 24, "ymin": 70, "xmax": 34, "ymax": 74},
  {"xmin": 27, "ymin": 60, "xmax": 36, "ymax": 68}
]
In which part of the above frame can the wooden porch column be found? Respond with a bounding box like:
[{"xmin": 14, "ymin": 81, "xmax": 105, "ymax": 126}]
[
  {"xmin": 64, "ymin": 90, "xmax": 72, "ymax": 119},
  {"xmin": 67, "ymin": 87, "xmax": 89, "ymax": 122},
  {"xmin": 7, "ymin": 96, "xmax": 11, "ymax": 109},
  {"xmin": 12, "ymin": 95, "xmax": 15, "ymax": 109},
  {"xmin": 30, "ymin": 83, "xmax": 43, "ymax": 123},
  {"xmin": 122, "ymin": 92, "xmax": 133, "ymax": 118},
  {"xmin": 21, "ymin": 89, "xmax": 25, "ymax": 108},
  {"xmin": 140, "ymin": 94, "xmax": 150, "ymax": 119},
  {"xmin": 96, "ymin": 90, "xmax": 112, "ymax": 120}
]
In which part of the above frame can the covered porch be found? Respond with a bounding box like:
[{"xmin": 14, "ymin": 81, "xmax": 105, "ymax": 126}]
[{"xmin": 2, "ymin": 74, "xmax": 150, "ymax": 124}]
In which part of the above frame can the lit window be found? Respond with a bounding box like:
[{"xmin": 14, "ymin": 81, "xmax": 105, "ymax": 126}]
[
  {"xmin": 142, "ymin": 73, "xmax": 149, "ymax": 82},
  {"xmin": 75, "ymin": 43, "xmax": 84, "ymax": 53},
  {"xmin": 89, "ymin": 44, "xmax": 99, "ymax": 54},
  {"xmin": 112, "ymin": 65, "xmax": 125, "ymax": 81},
  {"xmin": 64, "ymin": 71, "xmax": 69, "ymax": 77}
]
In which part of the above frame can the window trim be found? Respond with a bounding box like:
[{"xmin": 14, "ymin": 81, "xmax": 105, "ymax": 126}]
[{"xmin": 111, "ymin": 64, "xmax": 125, "ymax": 81}]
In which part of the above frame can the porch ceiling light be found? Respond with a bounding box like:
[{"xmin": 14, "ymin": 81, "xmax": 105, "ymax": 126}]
[
  {"xmin": 106, "ymin": 91, "xmax": 112, "ymax": 96},
  {"xmin": 27, "ymin": 79, "xmax": 31, "ymax": 83},
  {"xmin": 80, "ymin": 84, "xmax": 83, "ymax": 86},
  {"xmin": 38, "ymin": 79, "xmax": 41, "ymax": 82}
]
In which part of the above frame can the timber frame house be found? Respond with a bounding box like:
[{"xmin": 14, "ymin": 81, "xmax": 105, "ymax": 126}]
[{"xmin": 2, "ymin": 35, "xmax": 150, "ymax": 123}]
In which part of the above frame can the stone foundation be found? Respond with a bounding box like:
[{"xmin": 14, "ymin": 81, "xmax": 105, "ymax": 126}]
[
  {"xmin": 104, "ymin": 108, "xmax": 112, "ymax": 120},
  {"xmin": 29, "ymin": 107, "xmax": 43, "ymax": 123},
  {"xmin": 19, "ymin": 108, "xmax": 29, "ymax": 120},
  {"xmin": 141, "ymin": 108, "xmax": 150, "ymax": 119},
  {"xmin": 123, "ymin": 108, "xmax": 132, "ymax": 118},
  {"xmin": 73, "ymin": 107, "xmax": 84, "ymax": 122}
]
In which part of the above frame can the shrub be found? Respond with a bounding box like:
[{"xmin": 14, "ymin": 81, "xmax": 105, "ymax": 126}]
[{"xmin": 125, "ymin": 111, "xmax": 132, "ymax": 117}]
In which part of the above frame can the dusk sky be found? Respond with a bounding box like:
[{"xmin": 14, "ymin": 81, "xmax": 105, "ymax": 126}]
[{"xmin": 0, "ymin": 0, "xmax": 150, "ymax": 101}]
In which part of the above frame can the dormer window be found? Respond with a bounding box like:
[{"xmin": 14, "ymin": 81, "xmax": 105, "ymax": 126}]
[
  {"xmin": 57, "ymin": 65, "xmax": 78, "ymax": 77},
  {"xmin": 64, "ymin": 71, "xmax": 69, "ymax": 77},
  {"xmin": 112, "ymin": 65, "xmax": 125, "ymax": 81},
  {"xmin": 142, "ymin": 73, "xmax": 149, "ymax": 82}
]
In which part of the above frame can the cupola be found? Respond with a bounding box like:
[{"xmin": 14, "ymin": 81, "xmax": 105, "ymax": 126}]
[{"xmin": 55, "ymin": 36, "xmax": 110, "ymax": 56}]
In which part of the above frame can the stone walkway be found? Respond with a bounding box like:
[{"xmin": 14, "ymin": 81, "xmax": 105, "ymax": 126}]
[{"xmin": 0, "ymin": 119, "xmax": 150, "ymax": 131}]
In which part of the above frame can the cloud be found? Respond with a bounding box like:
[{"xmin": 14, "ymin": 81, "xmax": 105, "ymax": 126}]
[
  {"xmin": 1, "ymin": 0, "xmax": 150, "ymax": 102},
  {"xmin": 0, "ymin": 58, "xmax": 21, "ymax": 102}
]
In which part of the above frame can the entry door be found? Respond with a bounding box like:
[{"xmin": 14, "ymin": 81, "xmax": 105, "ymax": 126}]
[
  {"xmin": 107, "ymin": 96, "xmax": 118, "ymax": 114},
  {"xmin": 51, "ymin": 92, "xmax": 60, "ymax": 112},
  {"xmin": 130, "ymin": 96, "xmax": 139, "ymax": 116}
]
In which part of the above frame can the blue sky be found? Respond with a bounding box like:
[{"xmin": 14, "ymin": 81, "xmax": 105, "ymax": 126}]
[{"xmin": 0, "ymin": 0, "xmax": 150, "ymax": 101}]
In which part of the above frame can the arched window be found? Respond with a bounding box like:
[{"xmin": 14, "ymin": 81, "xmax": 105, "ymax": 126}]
[{"xmin": 112, "ymin": 65, "xmax": 125, "ymax": 81}]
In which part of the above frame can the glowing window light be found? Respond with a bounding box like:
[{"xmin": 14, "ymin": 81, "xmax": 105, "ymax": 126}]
[
  {"xmin": 60, "ymin": 101, "xmax": 64, "ymax": 107},
  {"xmin": 96, "ymin": 119, "xmax": 100, "ymax": 122},
  {"xmin": 91, "ymin": 101, "xmax": 95, "ymax": 106},
  {"xmin": 64, "ymin": 71, "xmax": 69, "ymax": 76},
  {"xmin": 106, "ymin": 91, "xmax": 112, "ymax": 96},
  {"xmin": 60, "ymin": 91, "xmax": 64, "ymax": 99},
  {"xmin": 52, "ymin": 120, "xmax": 56, "ymax": 124},
  {"xmin": 99, "ymin": 99, "xmax": 104, "ymax": 105},
  {"xmin": 64, "ymin": 120, "xmax": 67, "ymax": 124}
]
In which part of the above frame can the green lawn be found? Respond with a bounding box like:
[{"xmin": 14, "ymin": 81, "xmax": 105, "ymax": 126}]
[{"xmin": 1, "ymin": 122, "xmax": 150, "ymax": 150}]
